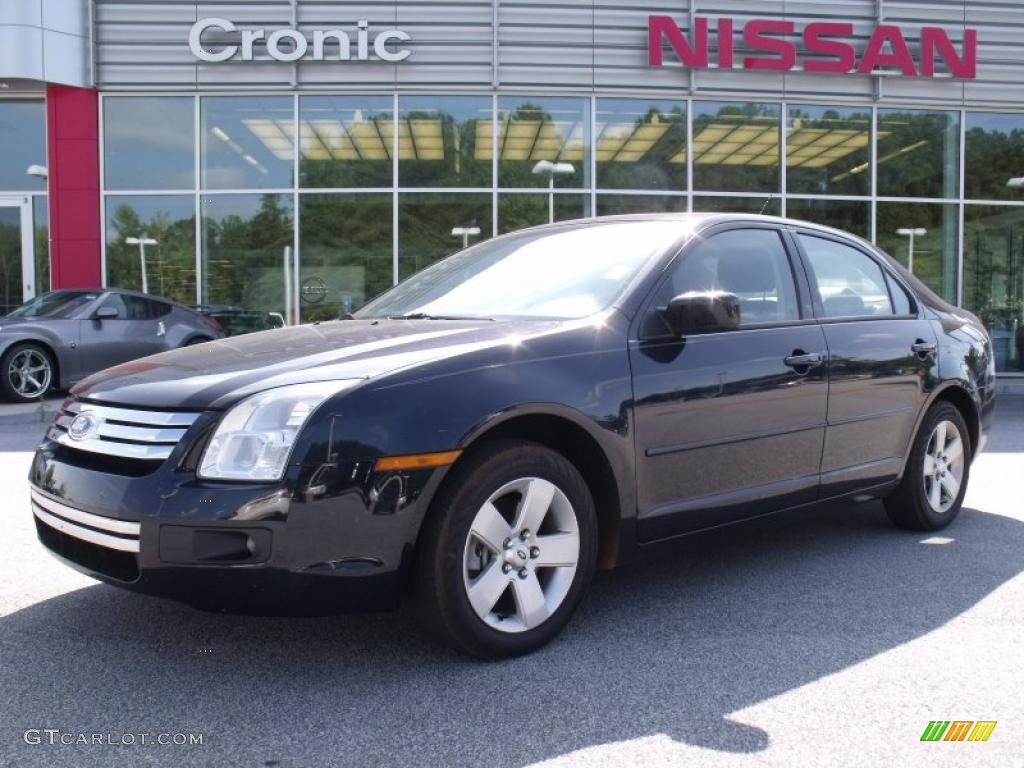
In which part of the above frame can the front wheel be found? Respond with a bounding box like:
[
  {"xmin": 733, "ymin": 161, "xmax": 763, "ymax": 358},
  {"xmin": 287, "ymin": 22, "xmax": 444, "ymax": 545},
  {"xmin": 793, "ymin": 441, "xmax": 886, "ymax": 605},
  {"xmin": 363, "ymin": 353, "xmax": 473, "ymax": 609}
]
[
  {"xmin": 1, "ymin": 343, "xmax": 55, "ymax": 403},
  {"xmin": 415, "ymin": 440, "xmax": 598, "ymax": 659},
  {"xmin": 884, "ymin": 401, "xmax": 971, "ymax": 531}
]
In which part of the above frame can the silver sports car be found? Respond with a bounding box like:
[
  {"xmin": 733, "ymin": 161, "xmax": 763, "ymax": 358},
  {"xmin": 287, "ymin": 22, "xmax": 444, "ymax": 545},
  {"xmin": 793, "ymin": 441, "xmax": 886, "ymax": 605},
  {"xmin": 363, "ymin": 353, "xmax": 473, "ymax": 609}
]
[{"xmin": 0, "ymin": 289, "xmax": 225, "ymax": 402}]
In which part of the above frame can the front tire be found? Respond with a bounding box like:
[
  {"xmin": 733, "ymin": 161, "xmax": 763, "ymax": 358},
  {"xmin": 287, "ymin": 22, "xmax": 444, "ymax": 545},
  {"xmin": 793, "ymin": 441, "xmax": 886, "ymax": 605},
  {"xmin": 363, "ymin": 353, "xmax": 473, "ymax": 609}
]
[
  {"xmin": 415, "ymin": 439, "xmax": 598, "ymax": 659},
  {"xmin": 1, "ymin": 343, "xmax": 55, "ymax": 403},
  {"xmin": 884, "ymin": 401, "xmax": 970, "ymax": 531}
]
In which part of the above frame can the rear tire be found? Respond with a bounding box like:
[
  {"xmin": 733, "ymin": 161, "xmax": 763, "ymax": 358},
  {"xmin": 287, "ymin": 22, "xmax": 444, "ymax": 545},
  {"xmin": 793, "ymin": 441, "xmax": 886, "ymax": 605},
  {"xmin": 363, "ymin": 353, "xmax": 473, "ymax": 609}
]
[
  {"xmin": 415, "ymin": 439, "xmax": 598, "ymax": 659},
  {"xmin": 1, "ymin": 343, "xmax": 55, "ymax": 403},
  {"xmin": 884, "ymin": 401, "xmax": 970, "ymax": 531}
]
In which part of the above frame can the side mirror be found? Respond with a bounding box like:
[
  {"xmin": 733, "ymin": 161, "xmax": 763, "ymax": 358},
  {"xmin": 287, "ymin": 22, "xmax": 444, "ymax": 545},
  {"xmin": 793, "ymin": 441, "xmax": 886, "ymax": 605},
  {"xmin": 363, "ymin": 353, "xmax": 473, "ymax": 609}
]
[
  {"xmin": 94, "ymin": 306, "xmax": 120, "ymax": 320},
  {"xmin": 660, "ymin": 290, "xmax": 741, "ymax": 336}
]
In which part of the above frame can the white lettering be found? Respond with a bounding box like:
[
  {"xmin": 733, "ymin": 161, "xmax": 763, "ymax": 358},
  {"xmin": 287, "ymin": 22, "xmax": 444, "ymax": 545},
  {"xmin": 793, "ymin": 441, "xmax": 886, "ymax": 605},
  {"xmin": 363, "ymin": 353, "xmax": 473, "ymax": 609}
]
[
  {"xmin": 313, "ymin": 30, "xmax": 351, "ymax": 60},
  {"xmin": 267, "ymin": 29, "xmax": 308, "ymax": 61},
  {"xmin": 189, "ymin": 18, "xmax": 238, "ymax": 62},
  {"xmin": 357, "ymin": 20, "xmax": 370, "ymax": 60},
  {"xmin": 189, "ymin": 18, "xmax": 411, "ymax": 63},
  {"xmin": 241, "ymin": 29, "xmax": 265, "ymax": 61},
  {"xmin": 375, "ymin": 30, "xmax": 412, "ymax": 62}
]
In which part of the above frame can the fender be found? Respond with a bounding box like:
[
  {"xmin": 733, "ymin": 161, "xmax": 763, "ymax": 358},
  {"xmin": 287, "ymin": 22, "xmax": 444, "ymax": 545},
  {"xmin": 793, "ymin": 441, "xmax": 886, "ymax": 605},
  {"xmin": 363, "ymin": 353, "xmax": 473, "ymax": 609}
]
[{"xmin": 896, "ymin": 380, "xmax": 981, "ymax": 478}]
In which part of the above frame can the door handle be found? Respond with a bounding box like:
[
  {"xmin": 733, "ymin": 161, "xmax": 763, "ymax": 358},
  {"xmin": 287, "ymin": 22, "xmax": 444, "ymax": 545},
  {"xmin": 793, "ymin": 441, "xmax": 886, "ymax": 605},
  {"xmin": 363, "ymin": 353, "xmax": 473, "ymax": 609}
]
[
  {"xmin": 784, "ymin": 351, "xmax": 824, "ymax": 369},
  {"xmin": 911, "ymin": 339, "xmax": 936, "ymax": 356}
]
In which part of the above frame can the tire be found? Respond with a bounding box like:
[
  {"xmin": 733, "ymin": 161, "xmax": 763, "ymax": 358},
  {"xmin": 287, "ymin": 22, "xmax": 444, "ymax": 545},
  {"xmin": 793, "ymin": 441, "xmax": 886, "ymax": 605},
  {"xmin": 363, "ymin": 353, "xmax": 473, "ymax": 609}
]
[
  {"xmin": 184, "ymin": 336, "xmax": 212, "ymax": 346},
  {"xmin": 884, "ymin": 401, "xmax": 971, "ymax": 531},
  {"xmin": 415, "ymin": 439, "xmax": 598, "ymax": 659},
  {"xmin": 1, "ymin": 343, "xmax": 55, "ymax": 403}
]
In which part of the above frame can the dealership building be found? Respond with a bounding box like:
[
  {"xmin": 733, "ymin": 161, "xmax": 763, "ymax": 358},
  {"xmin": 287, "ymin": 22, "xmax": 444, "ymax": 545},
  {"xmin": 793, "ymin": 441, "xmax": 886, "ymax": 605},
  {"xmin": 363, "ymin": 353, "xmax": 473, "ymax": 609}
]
[{"xmin": 1, "ymin": 0, "xmax": 1023, "ymax": 373}]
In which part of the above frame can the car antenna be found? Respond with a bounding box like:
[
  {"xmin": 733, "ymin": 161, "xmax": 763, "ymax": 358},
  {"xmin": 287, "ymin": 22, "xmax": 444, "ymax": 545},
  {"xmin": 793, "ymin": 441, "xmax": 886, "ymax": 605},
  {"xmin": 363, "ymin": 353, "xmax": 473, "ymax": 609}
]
[{"xmin": 759, "ymin": 194, "xmax": 774, "ymax": 215}]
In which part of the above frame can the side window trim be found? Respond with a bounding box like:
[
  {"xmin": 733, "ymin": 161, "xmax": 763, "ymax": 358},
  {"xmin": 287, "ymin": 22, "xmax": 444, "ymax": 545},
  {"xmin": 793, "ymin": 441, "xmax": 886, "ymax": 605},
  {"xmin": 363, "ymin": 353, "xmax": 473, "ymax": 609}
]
[
  {"xmin": 635, "ymin": 222, "xmax": 811, "ymax": 340},
  {"xmin": 790, "ymin": 228, "xmax": 919, "ymax": 322}
]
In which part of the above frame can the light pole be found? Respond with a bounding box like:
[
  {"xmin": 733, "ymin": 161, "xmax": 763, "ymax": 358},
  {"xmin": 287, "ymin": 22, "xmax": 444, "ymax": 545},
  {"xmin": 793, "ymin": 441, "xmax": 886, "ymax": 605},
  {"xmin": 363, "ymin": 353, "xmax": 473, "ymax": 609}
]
[
  {"xmin": 125, "ymin": 236, "xmax": 158, "ymax": 294},
  {"xmin": 895, "ymin": 227, "xmax": 926, "ymax": 273},
  {"xmin": 451, "ymin": 226, "xmax": 480, "ymax": 249},
  {"xmin": 531, "ymin": 160, "xmax": 576, "ymax": 224}
]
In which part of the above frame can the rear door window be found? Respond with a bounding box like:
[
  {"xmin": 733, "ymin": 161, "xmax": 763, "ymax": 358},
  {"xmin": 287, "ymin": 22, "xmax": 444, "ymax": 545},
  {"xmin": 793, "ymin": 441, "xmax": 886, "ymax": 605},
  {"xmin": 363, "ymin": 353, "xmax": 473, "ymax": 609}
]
[{"xmin": 798, "ymin": 235, "xmax": 894, "ymax": 318}]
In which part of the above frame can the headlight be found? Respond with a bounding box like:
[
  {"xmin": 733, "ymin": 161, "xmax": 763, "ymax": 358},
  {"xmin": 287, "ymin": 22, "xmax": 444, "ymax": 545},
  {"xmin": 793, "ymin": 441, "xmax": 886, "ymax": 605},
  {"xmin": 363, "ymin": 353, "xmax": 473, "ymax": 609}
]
[{"xmin": 199, "ymin": 381, "xmax": 358, "ymax": 481}]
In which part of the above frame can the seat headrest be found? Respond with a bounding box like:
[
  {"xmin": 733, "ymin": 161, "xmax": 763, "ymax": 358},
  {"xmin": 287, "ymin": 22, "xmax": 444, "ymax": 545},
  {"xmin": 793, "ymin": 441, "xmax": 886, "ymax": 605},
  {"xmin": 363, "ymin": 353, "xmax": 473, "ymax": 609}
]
[{"xmin": 715, "ymin": 247, "xmax": 776, "ymax": 294}]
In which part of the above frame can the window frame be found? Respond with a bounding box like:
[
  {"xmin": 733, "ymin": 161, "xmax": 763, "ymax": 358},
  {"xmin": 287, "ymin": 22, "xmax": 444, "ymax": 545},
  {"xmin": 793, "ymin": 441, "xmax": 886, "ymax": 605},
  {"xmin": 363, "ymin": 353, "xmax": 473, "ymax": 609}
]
[
  {"xmin": 635, "ymin": 220, "xmax": 817, "ymax": 341},
  {"xmin": 788, "ymin": 227, "xmax": 921, "ymax": 323}
]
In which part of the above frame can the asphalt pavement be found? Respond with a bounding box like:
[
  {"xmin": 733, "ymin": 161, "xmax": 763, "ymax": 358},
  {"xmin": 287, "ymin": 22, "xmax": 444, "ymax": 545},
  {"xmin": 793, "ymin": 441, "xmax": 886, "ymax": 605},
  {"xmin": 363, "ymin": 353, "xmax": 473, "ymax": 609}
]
[{"xmin": 0, "ymin": 399, "xmax": 1022, "ymax": 768}]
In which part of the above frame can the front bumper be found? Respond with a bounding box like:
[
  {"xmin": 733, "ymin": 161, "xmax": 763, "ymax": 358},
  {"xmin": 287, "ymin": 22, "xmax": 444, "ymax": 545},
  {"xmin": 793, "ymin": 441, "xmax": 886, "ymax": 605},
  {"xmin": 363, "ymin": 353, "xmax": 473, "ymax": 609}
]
[{"xmin": 29, "ymin": 440, "xmax": 443, "ymax": 615}]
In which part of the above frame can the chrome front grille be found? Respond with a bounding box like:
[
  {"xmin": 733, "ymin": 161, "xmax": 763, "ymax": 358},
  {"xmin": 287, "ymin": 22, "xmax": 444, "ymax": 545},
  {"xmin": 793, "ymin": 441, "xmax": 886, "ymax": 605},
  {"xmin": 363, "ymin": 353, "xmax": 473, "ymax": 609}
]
[
  {"xmin": 48, "ymin": 399, "xmax": 201, "ymax": 461},
  {"xmin": 31, "ymin": 488, "xmax": 140, "ymax": 553}
]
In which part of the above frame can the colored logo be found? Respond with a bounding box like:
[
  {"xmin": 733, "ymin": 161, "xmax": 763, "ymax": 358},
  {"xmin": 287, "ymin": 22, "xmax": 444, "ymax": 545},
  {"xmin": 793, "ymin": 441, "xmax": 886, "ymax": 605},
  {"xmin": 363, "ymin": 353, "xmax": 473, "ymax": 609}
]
[
  {"xmin": 67, "ymin": 412, "xmax": 100, "ymax": 441},
  {"xmin": 920, "ymin": 721, "xmax": 997, "ymax": 742}
]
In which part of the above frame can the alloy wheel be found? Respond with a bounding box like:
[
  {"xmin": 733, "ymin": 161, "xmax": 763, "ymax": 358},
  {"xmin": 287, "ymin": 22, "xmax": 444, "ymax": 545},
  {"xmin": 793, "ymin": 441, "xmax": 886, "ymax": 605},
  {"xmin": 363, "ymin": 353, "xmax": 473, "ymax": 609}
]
[
  {"xmin": 462, "ymin": 477, "xmax": 580, "ymax": 633},
  {"xmin": 922, "ymin": 419, "xmax": 965, "ymax": 514},
  {"xmin": 8, "ymin": 349, "xmax": 52, "ymax": 399}
]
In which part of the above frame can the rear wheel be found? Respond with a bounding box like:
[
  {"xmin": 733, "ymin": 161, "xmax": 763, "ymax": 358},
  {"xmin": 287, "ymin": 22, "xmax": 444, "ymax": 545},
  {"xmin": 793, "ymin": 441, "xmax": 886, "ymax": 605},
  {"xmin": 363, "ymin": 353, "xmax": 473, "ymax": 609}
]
[
  {"xmin": 1, "ymin": 343, "xmax": 54, "ymax": 403},
  {"xmin": 415, "ymin": 440, "xmax": 598, "ymax": 659},
  {"xmin": 884, "ymin": 401, "xmax": 970, "ymax": 531}
]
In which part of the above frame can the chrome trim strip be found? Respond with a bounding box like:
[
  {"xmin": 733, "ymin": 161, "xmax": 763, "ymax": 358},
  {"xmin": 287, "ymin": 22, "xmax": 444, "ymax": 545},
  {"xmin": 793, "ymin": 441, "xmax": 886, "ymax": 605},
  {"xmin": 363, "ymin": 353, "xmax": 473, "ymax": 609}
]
[
  {"xmin": 53, "ymin": 432, "xmax": 175, "ymax": 460},
  {"xmin": 96, "ymin": 423, "xmax": 188, "ymax": 444},
  {"xmin": 32, "ymin": 506, "xmax": 140, "ymax": 553},
  {"xmin": 30, "ymin": 489, "xmax": 140, "ymax": 536},
  {"xmin": 65, "ymin": 401, "xmax": 201, "ymax": 428}
]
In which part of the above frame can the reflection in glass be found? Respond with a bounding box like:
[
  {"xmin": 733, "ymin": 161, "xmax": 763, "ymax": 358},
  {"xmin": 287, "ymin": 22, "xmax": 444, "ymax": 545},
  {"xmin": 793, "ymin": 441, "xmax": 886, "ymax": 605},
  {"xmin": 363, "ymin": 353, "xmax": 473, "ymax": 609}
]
[
  {"xmin": 964, "ymin": 206, "xmax": 1024, "ymax": 372},
  {"xmin": 398, "ymin": 194, "xmax": 492, "ymax": 280},
  {"xmin": 498, "ymin": 194, "xmax": 589, "ymax": 233},
  {"xmin": 400, "ymin": 96, "xmax": 492, "ymax": 188},
  {"xmin": 692, "ymin": 102, "xmax": 780, "ymax": 193},
  {"xmin": 596, "ymin": 195, "xmax": 686, "ymax": 216},
  {"xmin": 33, "ymin": 197, "xmax": 49, "ymax": 293},
  {"xmin": 786, "ymin": 198, "xmax": 870, "ymax": 238},
  {"xmin": 299, "ymin": 194, "xmax": 393, "ymax": 321},
  {"xmin": 877, "ymin": 109, "xmax": 959, "ymax": 199},
  {"xmin": 0, "ymin": 100, "xmax": 46, "ymax": 192},
  {"xmin": 595, "ymin": 99, "xmax": 686, "ymax": 190},
  {"xmin": 104, "ymin": 97, "xmax": 195, "ymax": 190},
  {"xmin": 105, "ymin": 195, "xmax": 196, "ymax": 304},
  {"xmin": 786, "ymin": 105, "xmax": 871, "ymax": 196},
  {"xmin": 202, "ymin": 97, "xmax": 294, "ymax": 190},
  {"xmin": 965, "ymin": 113, "xmax": 1024, "ymax": 201},
  {"xmin": 299, "ymin": 96, "xmax": 393, "ymax": 189},
  {"xmin": 498, "ymin": 98, "xmax": 589, "ymax": 189},
  {"xmin": 876, "ymin": 202, "xmax": 958, "ymax": 303},
  {"xmin": 202, "ymin": 195, "xmax": 294, "ymax": 320},
  {"xmin": 693, "ymin": 196, "xmax": 780, "ymax": 215},
  {"xmin": 361, "ymin": 221, "xmax": 687, "ymax": 320}
]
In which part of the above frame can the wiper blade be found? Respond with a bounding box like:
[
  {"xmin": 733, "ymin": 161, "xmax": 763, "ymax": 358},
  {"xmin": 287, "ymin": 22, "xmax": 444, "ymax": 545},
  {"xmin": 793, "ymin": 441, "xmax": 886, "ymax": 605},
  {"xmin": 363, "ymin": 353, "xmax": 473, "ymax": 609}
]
[{"xmin": 386, "ymin": 312, "xmax": 493, "ymax": 321}]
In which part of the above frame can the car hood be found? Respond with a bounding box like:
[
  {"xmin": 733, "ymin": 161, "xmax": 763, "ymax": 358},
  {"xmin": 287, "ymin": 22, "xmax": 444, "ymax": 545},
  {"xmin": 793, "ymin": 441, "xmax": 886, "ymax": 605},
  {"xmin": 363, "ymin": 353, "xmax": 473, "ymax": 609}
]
[{"xmin": 72, "ymin": 318, "xmax": 566, "ymax": 410}]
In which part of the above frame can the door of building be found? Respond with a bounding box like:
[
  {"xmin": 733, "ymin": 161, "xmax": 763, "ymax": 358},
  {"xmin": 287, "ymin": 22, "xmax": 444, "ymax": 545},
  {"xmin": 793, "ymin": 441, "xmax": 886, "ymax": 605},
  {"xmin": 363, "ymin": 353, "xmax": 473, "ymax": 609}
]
[{"xmin": 0, "ymin": 196, "xmax": 35, "ymax": 316}]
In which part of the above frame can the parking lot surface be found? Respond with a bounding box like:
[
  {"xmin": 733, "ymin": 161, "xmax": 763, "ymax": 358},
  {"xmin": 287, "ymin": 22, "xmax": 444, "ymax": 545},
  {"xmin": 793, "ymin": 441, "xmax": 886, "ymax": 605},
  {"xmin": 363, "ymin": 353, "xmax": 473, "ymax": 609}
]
[{"xmin": 1, "ymin": 399, "xmax": 1022, "ymax": 768}]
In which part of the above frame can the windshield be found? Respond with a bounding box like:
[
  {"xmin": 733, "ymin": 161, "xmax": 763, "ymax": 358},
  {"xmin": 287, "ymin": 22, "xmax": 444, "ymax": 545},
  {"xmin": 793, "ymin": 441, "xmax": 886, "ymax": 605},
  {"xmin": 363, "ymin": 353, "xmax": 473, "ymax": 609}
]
[
  {"xmin": 5, "ymin": 291, "xmax": 100, "ymax": 320},
  {"xmin": 356, "ymin": 221, "xmax": 690, "ymax": 320}
]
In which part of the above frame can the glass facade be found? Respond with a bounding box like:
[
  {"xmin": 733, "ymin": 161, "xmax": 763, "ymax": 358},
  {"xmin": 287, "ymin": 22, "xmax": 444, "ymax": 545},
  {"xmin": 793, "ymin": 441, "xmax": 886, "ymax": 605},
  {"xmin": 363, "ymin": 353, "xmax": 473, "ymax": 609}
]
[
  {"xmin": 0, "ymin": 98, "xmax": 49, "ymax": 305},
  {"xmin": 97, "ymin": 94, "xmax": 1024, "ymax": 373}
]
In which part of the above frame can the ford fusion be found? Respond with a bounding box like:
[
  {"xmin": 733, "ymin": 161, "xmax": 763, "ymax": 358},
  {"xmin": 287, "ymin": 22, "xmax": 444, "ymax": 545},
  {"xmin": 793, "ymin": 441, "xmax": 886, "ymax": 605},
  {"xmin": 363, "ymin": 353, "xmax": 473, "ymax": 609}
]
[{"xmin": 30, "ymin": 214, "xmax": 995, "ymax": 659}]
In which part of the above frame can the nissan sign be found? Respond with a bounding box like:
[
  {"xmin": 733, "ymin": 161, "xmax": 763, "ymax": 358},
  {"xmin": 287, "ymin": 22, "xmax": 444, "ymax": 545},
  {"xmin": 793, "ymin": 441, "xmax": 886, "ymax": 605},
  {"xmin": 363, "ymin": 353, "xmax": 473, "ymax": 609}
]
[{"xmin": 648, "ymin": 16, "xmax": 977, "ymax": 79}]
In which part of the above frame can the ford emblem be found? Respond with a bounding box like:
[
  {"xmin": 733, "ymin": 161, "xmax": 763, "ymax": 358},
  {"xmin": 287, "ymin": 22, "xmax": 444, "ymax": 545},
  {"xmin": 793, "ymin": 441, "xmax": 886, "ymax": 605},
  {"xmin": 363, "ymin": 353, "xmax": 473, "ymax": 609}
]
[{"xmin": 68, "ymin": 412, "xmax": 100, "ymax": 441}]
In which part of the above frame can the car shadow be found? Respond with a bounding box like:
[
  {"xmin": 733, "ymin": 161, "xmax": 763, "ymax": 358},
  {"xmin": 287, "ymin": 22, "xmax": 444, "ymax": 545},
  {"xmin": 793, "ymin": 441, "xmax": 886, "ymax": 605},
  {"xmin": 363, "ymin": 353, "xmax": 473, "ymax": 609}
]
[{"xmin": 2, "ymin": 501, "xmax": 1022, "ymax": 766}]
